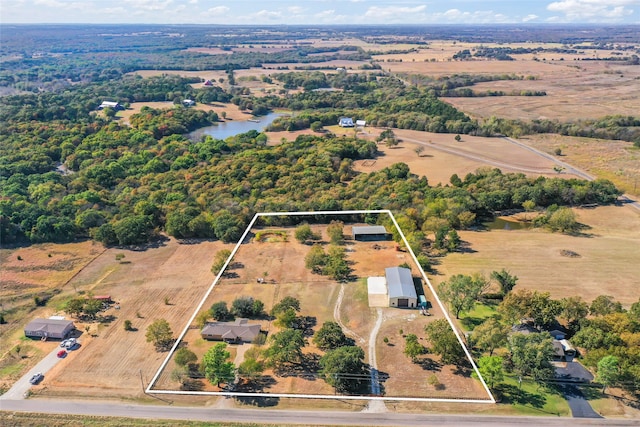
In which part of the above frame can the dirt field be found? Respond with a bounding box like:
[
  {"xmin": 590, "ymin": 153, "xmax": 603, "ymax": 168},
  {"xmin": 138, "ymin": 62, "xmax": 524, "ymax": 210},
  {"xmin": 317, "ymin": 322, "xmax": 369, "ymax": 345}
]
[
  {"xmin": 352, "ymin": 128, "xmax": 581, "ymax": 185},
  {"xmin": 116, "ymin": 100, "xmax": 252, "ymax": 126},
  {"xmin": 435, "ymin": 205, "xmax": 640, "ymax": 307}
]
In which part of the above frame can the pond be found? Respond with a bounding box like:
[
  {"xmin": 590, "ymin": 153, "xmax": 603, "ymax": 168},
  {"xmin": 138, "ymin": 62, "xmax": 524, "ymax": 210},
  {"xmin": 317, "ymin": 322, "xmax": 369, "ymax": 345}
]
[
  {"xmin": 187, "ymin": 112, "xmax": 285, "ymax": 141},
  {"xmin": 484, "ymin": 217, "xmax": 532, "ymax": 231}
]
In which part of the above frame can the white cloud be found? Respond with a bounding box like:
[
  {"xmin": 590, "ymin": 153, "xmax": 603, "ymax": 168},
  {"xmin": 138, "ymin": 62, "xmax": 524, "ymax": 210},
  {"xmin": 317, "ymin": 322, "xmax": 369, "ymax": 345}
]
[
  {"xmin": 123, "ymin": 0, "xmax": 174, "ymax": 12},
  {"xmin": 205, "ymin": 6, "xmax": 230, "ymax": 15},
  {"xmin": 254, "ymin": 9, "xmax": 283, "ymax": 20},
  {"xmin": 288, "ymin": 6, "xmax": 304, "ymax": 15},
  {"xmin": 546, "ymin": 0, "xmax": 636, "ymax": 21},
  {"xmin": 364, "ymin": 5, "xmax": 428, "ymax": 22},
  {"xmin": 522, "ymin": 14, "xmax": 539, "ymax": 22},
  {"xmin": 436, "ymin": 8, "xmax": 511, "ymax": 24}
]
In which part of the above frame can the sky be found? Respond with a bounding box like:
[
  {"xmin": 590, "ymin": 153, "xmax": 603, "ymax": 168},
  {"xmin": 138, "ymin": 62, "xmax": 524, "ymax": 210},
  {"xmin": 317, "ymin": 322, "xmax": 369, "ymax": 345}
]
[{"xmin": 2, "ymin": 0, "xmax": 640, "ymax": 25}]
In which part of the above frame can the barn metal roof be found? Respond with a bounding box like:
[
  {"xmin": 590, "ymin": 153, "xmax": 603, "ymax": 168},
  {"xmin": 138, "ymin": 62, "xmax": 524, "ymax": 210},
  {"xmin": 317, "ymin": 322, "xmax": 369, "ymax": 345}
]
[
  {"xmin": 352, "ymin": 225, "xmax": 387, "ymax": 235},
  {"xmin": 385, "ymin": 267, "xmax": 417, "ymax": 299}
]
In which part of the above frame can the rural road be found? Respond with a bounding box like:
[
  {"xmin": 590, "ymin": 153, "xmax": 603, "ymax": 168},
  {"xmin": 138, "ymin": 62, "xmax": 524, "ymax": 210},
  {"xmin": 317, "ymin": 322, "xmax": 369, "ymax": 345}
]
[
  {"xmin": 2, "ymin": 398, "xmax": 638, "ymax": 426},
  {"xmin": 0, "ymin": 341, "xmax": 76, "ymax": 400}
]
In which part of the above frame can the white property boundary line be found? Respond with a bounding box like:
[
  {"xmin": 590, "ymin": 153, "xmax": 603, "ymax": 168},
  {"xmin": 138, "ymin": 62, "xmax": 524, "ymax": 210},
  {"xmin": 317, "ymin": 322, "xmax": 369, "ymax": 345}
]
[{"xmin": 146, "ymin": 209, "xmax": 495, "ymax": 404}]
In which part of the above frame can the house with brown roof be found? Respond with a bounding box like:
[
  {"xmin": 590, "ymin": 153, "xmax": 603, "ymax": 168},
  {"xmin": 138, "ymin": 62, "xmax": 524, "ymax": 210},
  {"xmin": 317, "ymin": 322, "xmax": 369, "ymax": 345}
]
[
  {"xmin": 201, "ymin": 318, "xmax": 261, "ymax": 344},
  {"xmin": 24, "ymin": 318, "xmax": 75, "ymax": 340}
]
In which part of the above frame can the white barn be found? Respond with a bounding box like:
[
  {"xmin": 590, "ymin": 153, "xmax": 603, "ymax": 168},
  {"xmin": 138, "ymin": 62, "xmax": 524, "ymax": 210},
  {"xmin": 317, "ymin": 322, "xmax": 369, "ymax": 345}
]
[{"xmin": 386, "ymin": 267, "xmax": 417, "ymax": 308}]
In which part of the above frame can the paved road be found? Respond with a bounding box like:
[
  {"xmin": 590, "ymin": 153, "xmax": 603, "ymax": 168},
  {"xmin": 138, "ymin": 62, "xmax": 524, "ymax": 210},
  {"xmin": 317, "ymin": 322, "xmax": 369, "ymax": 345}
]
[
  {"xmin": 0, "ymin": 341, "xmax": 75, "ymax": 400},
  {"xmin": 3, "ymin": 398, "xmax": 639, "ymax": 426},
  {"xmin": 561, "ymin": 385, "xmax": 603, "ymax": 419}
]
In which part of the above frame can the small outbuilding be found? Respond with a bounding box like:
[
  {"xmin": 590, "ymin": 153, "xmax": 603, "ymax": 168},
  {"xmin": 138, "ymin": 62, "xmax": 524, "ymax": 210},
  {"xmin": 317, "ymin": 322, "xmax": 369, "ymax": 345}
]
[
  {"xmin": 182, "ymin": 99, "xmax": 196, "ymax": 107},
  {"xmin": 201, "ymin": 318, "xmax": 261, "ymax": 344},
  {"xmin": 355, "ymin": 119, "xmax": 366, "ymax": 128},
  {"xmin": 24, "ymin": 318, "xmax": 76, "ymax": 340},
  {"xmin": 352, "ymin": 225, "xmax": 389, "ymax": 241},
  {"xmin": 203, "ymin": 79, "xmax": 214, "ymax": 86},
  {"xmin": 386, "ymin": 267, "xmax": 417, "ymax": 308}
]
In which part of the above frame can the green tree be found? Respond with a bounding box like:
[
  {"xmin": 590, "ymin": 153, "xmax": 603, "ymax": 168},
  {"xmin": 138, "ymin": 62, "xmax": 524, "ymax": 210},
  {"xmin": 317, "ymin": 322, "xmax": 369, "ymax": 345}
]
[
  {"xmin": 175, "ymin": 347, "xmax": 198, "ymax": 367},
  {"xmin": 201, "ymin": 342, "xmax": 235, "ymax": 387},
  {"xmin": 454, "ymin": 134, "xmax": 462, "ymax": 142},
  {"xmin": 274, "ymin": 307, "xmax": 297, "ymax": 329},
  {"xmin": 210, "ymin": 301, "xmax": 233, "ymax": 321},
  {"xmin": 326, "ymin": 220, "xmax": 344, "ymax": 245},
  {"xmin": 561, "ymin": 296, "xmax": 589, "ymax": 330},
  {"xmin": 238, "ymin": 357, "xmax": 265, "ymax": 381},
  {"xmin": 113, "ymin": 215, "xmax": 152, "ymax": 245},
  {"xmin": 313, "ymin": 321, "xmax": 350, "ymax": 351},
  {"xmin": 590, "ymin": 295, "xmax": 623, "ymax": 316},
  {"xmin": 425, "ymin": 319, "xmax": 465, "ymax": 365},
  {"xmin": 490, "ymin": 269, "xmax": 518, "ymax": 296},
  {"xmin": 83, "ymin": 298, "xmax": 103, "ymax": 320},
  {"xmin": 508, "ymin": 333, "xmax": 555, "ymax": 384},
  {"xmin": 271, "ymin": 296, "xmax": 301, "ymax": 317},
  {"xmin": 266, "ymin": 329, "xmax": 305, "ymax": 369},
  {"xmin": 319, "ymin": 346, "xmax": 366, "ymax": 393},
  {"xmin": 548, "ymin": 207, "xmax": 579, "ymax": 233},
  {"xmin": 232, "ymin": 297, "xmax": 264, "ymax": 318},
  {"xmin": 146, "ymin": 319, "xmax": 174, "ymax": 351},
  {"xmin": 324, "ymin": 245, "xmax": 351, "ymax": 281},
  {"xmin": 404, "ymin": 333, "xmax": 426, "ymax": 362},
  {"xmin": 471, "ymin": 318, "xmax": 508, "ymax": 356},
  {"xmin": 66, "ymin": 298, "xmax": 85, "ymax": 318},
  {"xmin": 304, "ymin": 244, "xmax": 327, "ymax": 273},
  {"xmin": 123, "ymin": 319, "xmax": 133, "ymax": 331},
  {"xmin": 596, "ymin": 355, "xmax": 620, "ymax": 393},
  {"xmin": 294, "ymin": 223, "xmax": 315, "ymax": 243},
  {"xmin": 211, "ymin": 249, "xmax": 231, "ymax": 274},
  {"xmin": 476, "ymin": 355, "xmax": 504, "ymax": 389},
  {"xmin": 438, "ymin": 274, "xmax": 487, "ymax": 319}
]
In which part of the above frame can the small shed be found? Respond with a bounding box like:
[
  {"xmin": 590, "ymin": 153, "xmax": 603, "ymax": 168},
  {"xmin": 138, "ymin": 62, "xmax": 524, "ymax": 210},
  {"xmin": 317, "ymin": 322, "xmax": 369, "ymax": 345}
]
[
  {"xmin": 356, "ymin": 120, "xmax": 366, "ymax": 127},
  {"xmin": 549, "ymin": 329, "xmax": 567, "ymax": 340},
  {"xmin": 182, "ymin": 99, "xmax": 196, "ymax": 107},
  {"xmin": 352, "ymin": 225, "xmax": 388, "ymax": 241},
  {"xmin": 203, "ymin": 80, "xmax": 213, "ymax": 86},
  {"xmin": 201, "ymin": 318, "xmax": 261, "ymax": 344},
  {"xmin": 24, "ymin": 318, "xmax": 75, "ymax": 340},
  {"xmin": 386, "ymin": 267, "xmax": 417, "ymax": 308}
]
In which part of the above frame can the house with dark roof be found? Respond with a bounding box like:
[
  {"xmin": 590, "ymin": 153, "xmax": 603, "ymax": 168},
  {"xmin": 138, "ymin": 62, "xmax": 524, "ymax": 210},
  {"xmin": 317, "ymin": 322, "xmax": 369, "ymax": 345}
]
[
  {"xmin": 24, "ymin": 318, "xmax": 76, "ymax": 340},
  {"xmin": 386, "ymin": 267, "xmax": 417, "ymax": 308},
  {"xmin": 201, "ymin": 318, "xmax": 261, "ymax": 344},
  {"xmin": 352, "ymin": 225, "xmax": 389, "ymax": 241}
]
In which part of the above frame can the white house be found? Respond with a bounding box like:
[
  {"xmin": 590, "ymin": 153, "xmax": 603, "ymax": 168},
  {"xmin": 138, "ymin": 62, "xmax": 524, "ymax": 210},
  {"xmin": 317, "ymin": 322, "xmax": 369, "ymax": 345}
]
[
  {"xmin": 98, "ymin": 101, "xmax": 123, "ymax": 110},
  {"xmin": 338, "ymin": 117, "xmax": 354, "ymax": 127}
]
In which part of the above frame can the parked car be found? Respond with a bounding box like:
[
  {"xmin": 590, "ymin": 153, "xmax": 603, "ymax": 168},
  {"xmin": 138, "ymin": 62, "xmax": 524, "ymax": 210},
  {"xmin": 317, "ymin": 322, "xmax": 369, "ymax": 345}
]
[
  {"xmin": 57, "ymin": 350, "xmax": 67, "ymax": 358},
  {"xmin": 64, "ymin": 338, "xmax": 77, "ymax": 349},
  {"xmin": 29, "ymin": 372, "xmax": 43, "ymax": 384},
  {"xmin": 60, "ymin": 339, "xmax": 69, "ymax": 348}
]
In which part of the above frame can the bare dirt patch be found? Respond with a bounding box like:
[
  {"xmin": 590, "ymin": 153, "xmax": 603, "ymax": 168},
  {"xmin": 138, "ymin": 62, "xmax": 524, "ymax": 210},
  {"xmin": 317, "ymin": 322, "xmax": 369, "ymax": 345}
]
[{"xmin": 436, "ymin": 205, "xmax": 640, "ymax": 307}]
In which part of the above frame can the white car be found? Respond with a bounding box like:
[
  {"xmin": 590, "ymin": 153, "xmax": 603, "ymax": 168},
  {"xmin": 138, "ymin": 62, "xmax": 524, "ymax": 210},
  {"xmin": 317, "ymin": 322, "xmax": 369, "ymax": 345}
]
[
  {"xmin": 64, "ymin": 338, "xmax": 77, "ymax": 349},
  {"xmin": 59, "ymin": 339, "xmax": 69, "ymax": 348}
]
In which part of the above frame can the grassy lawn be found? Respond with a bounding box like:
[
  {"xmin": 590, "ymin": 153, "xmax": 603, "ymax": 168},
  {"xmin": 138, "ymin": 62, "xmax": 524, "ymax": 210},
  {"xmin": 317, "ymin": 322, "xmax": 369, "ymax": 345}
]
[
  {"xmin": 493, "ymin": 375, "xmax": 570, "ymax": 417},
  {"xmin": 459, "ymin": 302, "xmax": 498, "ymax": 331}
]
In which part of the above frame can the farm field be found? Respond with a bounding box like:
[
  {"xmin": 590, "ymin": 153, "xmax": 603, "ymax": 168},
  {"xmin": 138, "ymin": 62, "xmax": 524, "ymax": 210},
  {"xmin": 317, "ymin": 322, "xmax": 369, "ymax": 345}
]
[
  {"xmin": 434, "ymin": 204, "xmax": 640, "ymax": 307},
  {"xmin": 153, "ymin": 219, "xmax": 489, "ymax": 401}
]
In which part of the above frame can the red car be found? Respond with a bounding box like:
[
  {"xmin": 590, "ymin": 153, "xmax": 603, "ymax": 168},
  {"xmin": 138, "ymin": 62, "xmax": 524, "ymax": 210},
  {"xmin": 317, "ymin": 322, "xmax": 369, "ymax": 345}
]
[{"xmin": 57, "ymin": 350, "xmax": 67, "ymax": 358}]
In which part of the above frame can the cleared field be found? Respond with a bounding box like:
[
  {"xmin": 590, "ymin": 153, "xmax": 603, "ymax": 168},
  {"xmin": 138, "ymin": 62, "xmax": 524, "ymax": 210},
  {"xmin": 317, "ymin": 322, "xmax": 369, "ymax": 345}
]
[
  {"xmin": 435, "ymin": 205, "xmax": 640, "ymax": 307},
  {"xmin": 116, "ymin": 100, "xmax": 256, "ymax": 126},
  {"xmin": 352, "ymin": 129, "xmax": 580, "ymax": 185}
]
